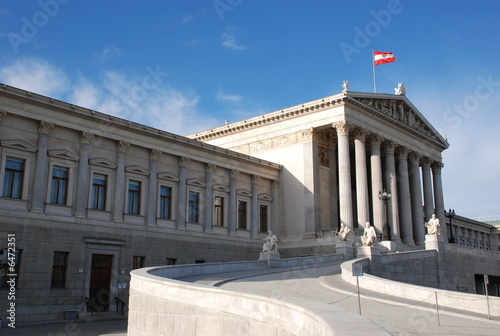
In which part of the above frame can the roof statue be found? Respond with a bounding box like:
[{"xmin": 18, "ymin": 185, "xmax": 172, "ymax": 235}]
[
  {"xmin": 394, "ymin": 82, "xmax": 406, "ymax": 95},
  {"xmin": 342, "ymin": 80, "xmax": 349, "ymax": 93}
]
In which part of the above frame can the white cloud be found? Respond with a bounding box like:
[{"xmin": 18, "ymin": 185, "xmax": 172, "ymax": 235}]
[
  {"xmin": 217, "ymin": 90, "xmax": 243, "ymax": 103},
  {"xmin": 0, "ymin": 57, "xmax": 220, "ymax": 135},
  {"xmin": 221, "ymin": 33, "xmax": 247, "ymax": 51},
  {"xmin": 181, "ymin": 14, "xmax": 194, "ymax": 24},
  {"xmin": 96, "ymin": 45, "xmax": 122, "ymax": 63},
  {"xmin": 0, "ymin": 58, "xmax": 69, "ymax": 97}
]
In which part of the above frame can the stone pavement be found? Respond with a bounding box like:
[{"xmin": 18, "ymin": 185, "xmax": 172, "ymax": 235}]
[
  {"xmin": 185, "ymin": 261, "xmax": 500, "ymax": 335},
  {"xmin": 0, "ymin": 318, "xmax": 127, "ymax": 336}
]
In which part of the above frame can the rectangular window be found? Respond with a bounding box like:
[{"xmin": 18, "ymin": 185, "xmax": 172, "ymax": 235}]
[
  {"xmin": 165, "ymin": 258, "xmax": 177, "ymax": 265},
  {"xmin": 133, "ymin": 256, "xmax": 145, "ymax": 270},
  {"xmin": 188, "ymin": 192, "xmax": 199, "ymax": 223},
  {"xmin": 127, "ymin": 180, "xmax": 141, "ymax": 214},
  {"xmin": 1, "ymin": 249, "xmax": 21, "ymax": 288},
  {"xmin": 159, "ymin": 186, "xmax": 172, "ymax": 219},
  {"xmin": 91, "ymin": 174, "xmax": 107, "ymax": 210},
  {"xmin": 238, "ymin": 201, "xmax": 247, "ymax": 230},
  {"xmin": 50, "ymin": 167, "xmax": 68, "ymax": 204},
  {"xmin": 260, "ymin": 205, "xmax": 268, "ymax": 232},
  {"xmin": 2, "ymin": 158, "xmax": 24, "ymax": 199},
  {"xmin": 214, "ymin": 196, "xmax": 224, "ymax": 226},
  {"xmin": 51, "ymin": 251, "xmax": 68, "ymax": 288}
]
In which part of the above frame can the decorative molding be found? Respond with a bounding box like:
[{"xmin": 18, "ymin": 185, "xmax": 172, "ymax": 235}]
[
  {"xmin": 258, "ymin": 193, "xmax": 273, "ymax": 202},
  {"xmin": 382, "ymin": 141, "xmax": 397, "ymax": 154},
  {"xmin": 396, "ymin": 147, "xmax": 410, "ymax": 159},
  {"xmin": 117, "ymin": 141, "xmax": 130, "ymax": 153},
  {"xmin": 421, "ymin": 157, "xmax": 432, "ymax": 168},
  {"xmin": 187, "ymin": 178, "xmax": 206, "ymax": 188},
  {"xmin": 125, "ymin": 165, "xmax": 150, "ymax": 176},
  {"xmin": 431, "ymin": 161, "xmax": 444, "ymax": 173},
  {"xmin": 353, "ymin": 128, "xmax": 369, "ymax": 141},
  {"xmin": 38, "ymin": 120, "xmax": 54, "ymax": 134},
  {"xmin": 149, "ymin": 149, "xmax": 162, "ymax": 160},
  {"xmin": 213, "ymin": 183, "xmax": 230, "ymax": 193},
  {"xmin": 48, "ymin": 149, "xmax": 80, "ymax": 161},
  {"xmin": 1, "ymin": 139, "xmax": 37, "ymax": 152},
  {"xmin": 328, "ymin": 134, "xmax": 337, "ymax": 148},
  {"xmin": 89, "ymin": 158, "xmax": 117, "ymax": 169},
  {"xmin": 80, "ymin": 132, "xmax": 94, "ymax": 144},
  {"xmin": 236, "ymin": 188, "xmax": 252, "ymax": 197},
  {"xmin": 157, "ymin": 172, "xmax": 179, "ymax": 182},
  {"xmin": 272, "ymin": 179, "xmax": 280, "ymax": 189},
  {"xmin": 368, "ymin": 135, "xmax": 384, "ymax": 148},
  {"xmin": 332, "ymin": 120, "xmax": 352, "ymax": 135}
]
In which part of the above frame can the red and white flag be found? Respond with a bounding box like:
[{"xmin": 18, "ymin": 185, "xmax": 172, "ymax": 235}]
[{"xmin": 374, "ymin": 51, "xmax": 396, "ymax": 65}]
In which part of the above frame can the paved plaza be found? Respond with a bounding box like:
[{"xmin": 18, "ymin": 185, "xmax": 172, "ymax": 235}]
[{"xmin": 3, "ymin": 261, "xmax": 500, "ymax": 335}]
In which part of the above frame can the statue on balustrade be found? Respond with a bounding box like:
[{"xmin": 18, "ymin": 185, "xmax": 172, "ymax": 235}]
[
  {"xmin": 338, "ymin": 222, "xmax": 351, "ymax": 241},
  {"xmin": 361, "ymin": 222, "xmax": 377, "ymax": 246},
  {"xmin": 425, "ymin": 214, "xmax": 441, "ymax": 236},
  {"xmin": 262, "ymin": 231, "xmax": 279, "ymax": 254}
]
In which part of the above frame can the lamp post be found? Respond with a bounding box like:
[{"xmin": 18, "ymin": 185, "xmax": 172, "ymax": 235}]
[
  {"xmin": 379, "ymin": 190, "xmax": 391, "ymax": 240},
  {"xmin": 444, "ymin": 209, "xmax": 456, "ymax": 244}
]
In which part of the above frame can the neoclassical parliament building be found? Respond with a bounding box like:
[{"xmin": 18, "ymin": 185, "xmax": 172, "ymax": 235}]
[{"xmin": 0, "ymin": 83, "xmax": 498, "ymax": 323}]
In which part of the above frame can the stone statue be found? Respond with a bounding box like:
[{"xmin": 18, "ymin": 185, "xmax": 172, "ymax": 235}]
[
  {"xmin": 262, "ymin": 231, "xmax": 279, "ymax": 253},
  {"xmin": 342, "ymin": 80, "xmax": 349, "ymax": 93},
  {"xmin": 361, "ymin": 222, "xmax": 377, "ymax": 246},
  {"xmin": 394, "ymin": 82, "xmax": 406, "ymax": 95},
  {"xmin": 338, "ymin": 222, "xmax": 351, "ymax": 241},
  {"xmin": 425, "ymin": 214, "xmax": 441, "ymax": 236}
]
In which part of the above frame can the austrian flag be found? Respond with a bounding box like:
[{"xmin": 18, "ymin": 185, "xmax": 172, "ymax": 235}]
[{"xmin": 374, "ymin": 51, "xmax": 396, "ymax": 65}]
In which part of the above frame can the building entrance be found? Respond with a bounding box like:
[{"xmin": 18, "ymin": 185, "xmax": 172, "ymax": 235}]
[{"xmin": 88, "ymin": 254, "xmax": 113, "ymax": 312}]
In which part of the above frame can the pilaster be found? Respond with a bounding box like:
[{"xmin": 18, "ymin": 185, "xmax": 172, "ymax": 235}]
[
  {"xmin": 176, "ymin": 156, "xmax": 190, "ymax": 229},
  {"xmin": 30, "ymin": 121, "xmax": 54, "ymax": 213},
  {"xmin": 112, "ymin": 141, "xmax": 129, "ymax": 222},
  {"xmin": 74, "ymin": 132, "xmax": 94, "ymax": 217},
  {"xmin": 146, "ymin": 149, "xmax": 161, "ymax": 225}
]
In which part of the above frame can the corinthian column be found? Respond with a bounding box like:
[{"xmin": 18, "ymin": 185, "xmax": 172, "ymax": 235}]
[
  {"xmin": 409, "ymin": 152, "xmax": 425, "ymax": 245},
  {"xmin": 146, "ymin": 149, "xmax": 161, "ymax": 225},
  {"xmin": 369, "ymin": 135, "xmax": 384, "ymax": 234},
  {"xmin": 421, "ymin": 157, "xmax": 434, "ymax": 223},
  {"xmin": 354, "ymin": 129, "xmax": 370, "ymax": 229},
  {"xmin": 74, "ymin": 132, "xmax": 94, "ymax": 217},
  {"xmin": 383, "ymin": 141, "xmax": 401, "ymax": 242},
  {"xmin": 333, "ymin": 121, "xmax": 353, "ymax": 230},
  {"xmin": 397, "ymin": 147, "xmax": 414, "ymax": 245},
  {"xmin": 432, "ymin": 161, "xmax": 447, "ymax": 241},
  {"xmin": 31, "ymin": 121, "xmax": 54, "ymax": 212}
]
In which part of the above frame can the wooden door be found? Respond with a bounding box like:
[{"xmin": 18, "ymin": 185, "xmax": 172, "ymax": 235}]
[{"xmin": 88, "ymin": 254, "xmax": 113, "ymax": 312}]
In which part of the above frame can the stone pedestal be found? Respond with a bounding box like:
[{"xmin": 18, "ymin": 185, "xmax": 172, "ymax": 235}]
[
  {"xmin": 259, "ymin": 252, "xmax": 281, "ymax": 268},
  {"xmin": 425, "ymin": 235, "xmax": 445, "ymax": 252},
  {"xmin": 378, "ymin": 240, "xmax": 397, "ymax": 253},
  {"xmin": 356, "ymin": 246, "xmax": 381, "ymax": 258},
  {"xmin": 336, "ymin": 241, "xmax": 355, "ymax": 260}
]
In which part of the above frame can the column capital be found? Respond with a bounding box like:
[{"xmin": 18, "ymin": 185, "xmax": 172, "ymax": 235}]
[
  {"xmin": 382, "ymin": 141, "xmax": 398, "ymax": 154},
  {"xmin": 206, "ymin": 163, "xmax": 217, "ymax": 173},
  {"xmin": 431, "ymin": 161, "xmax": 444, "ymax": 173},
  {"xmin": 408, "ymin": 152, "xmax": 422, "ymax": 165},
  {"xmin": 38, "ymin": 120, "xmax": 54, "ymax": 134},
  {"xmin": 150, "ymin": 149, "xmax": 162, "ymax": 160},
  {"xmin": 332, "ymin": 121, "xmax": 352, "ymax": 135},
  {"xmin": 368, "ymin": 135, "xmax": 384, "ymax": 148},
  {"xmin": 272, "ymin": 179, "xmax": 280, "ymax": 189},
  {"xmin": 328, "ymin": 134, "xmax": 337, "ymax": 148},
  {"xmin": 117, "ymin": 141, "xmax": 130, "ymax": 153},
  {"xmin": 252, "ymin": 175, "xmax": 261, "ymax": 183},
  {"xmin": 230, "ymin": 169, "xmax": 240, "ymax": 178},
  {"xmin": 179, "ymin": 156, "xmax": 191, "ymax": 167},
  {"xmin": 353, "ymin": 128, "xmax": 369, "ymax": 141},
  {"xmin": 80, "ymin": 132, "xmax": 94, "ymax": 144},
  {"xmin": 396, "ymin": 147, "xmax": 410, "ymax": 160},
  {"xmin": 421, "ymin": 157, "xmax": 433, "ymax": 168}
]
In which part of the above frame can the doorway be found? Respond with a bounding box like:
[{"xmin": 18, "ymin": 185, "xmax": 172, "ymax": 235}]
[{"xmin": 88, "ymin": 254, "xmax": 113, "ymax": 312}]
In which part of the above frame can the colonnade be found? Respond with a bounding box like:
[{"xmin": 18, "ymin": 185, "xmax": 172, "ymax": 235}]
[{"xmin": 332, "ymin": 121, "xmax": 446, "ymax": 246}]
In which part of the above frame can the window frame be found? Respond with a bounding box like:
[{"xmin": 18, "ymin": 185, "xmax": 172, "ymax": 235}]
[
  {"xmin": 0, "ymin": 143, "xmax": 35, "ymax": 201},
  {"xmin": 49, "ymin": 166, "xmax": 69, "ymax": 205},
  {"xmin": 188, "ymin": 191, "xmax": 200, "ymax": 223},
  {"xmin": 132, "ymin": 256, "xmax": 145, "ymax": 270},
  {"xmin": 214, "ymin": 196, "xmax": 225, "ymax": 227},
  {"xmin": 237, "ymin": 200, "xmax": 248, "ymax": 230},
  {"xmin": 91, "ymin": 173, "xmax": 107, "ymax": 210},
  {"xmin": 46, "ymin": 152, "xmax": 78, "ymax": 207},
  {"xmin": 158, "ymin": 185, "xmax": 173, "ymax": 219},
  {"xmin": 2, "ymin": 157, "xmax": 25, "ymax": 199},
  {"xmin": 127, "ymin": 180, "xmax": 141, "ymax": 215}
]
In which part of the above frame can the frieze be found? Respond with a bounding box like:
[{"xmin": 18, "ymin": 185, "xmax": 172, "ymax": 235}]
[{"xmin": 352, "ymin": 97, "xmax": 437, "ymax": 140}]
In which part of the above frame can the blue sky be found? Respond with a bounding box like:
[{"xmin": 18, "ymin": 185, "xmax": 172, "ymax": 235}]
[{"xmin": 0, "ymin": 0, "xmax": 499, "ymax": 220}]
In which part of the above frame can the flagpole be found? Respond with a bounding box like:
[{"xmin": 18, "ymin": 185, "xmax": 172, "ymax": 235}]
[{"xmin": 372, "ymin": 47, "xmax": 377, "ymax": 93}]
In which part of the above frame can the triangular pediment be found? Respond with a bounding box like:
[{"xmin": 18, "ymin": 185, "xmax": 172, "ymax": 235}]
[
  {"xmin": 125, "ymin": 165, "xmax": 150, "ymax": 176},
  {"xmin": 213, "ymin": 183, "xmax": 230, "ymax": 192},
  {"xmin": 89, "ymin": 158, "xmax": 117, "ymax": 169},
  {"xmin": 48, "ymin": 149, "xmax": 80, "ymax": 161},
  {"xmin": 157, "ymin": 172, "xmax": 179, "ymax": 182},
  {"xmin": 187, "ymin": 178, "xmax": 206, "ymax": 188},
  {"xmin": 237, "ymin": 188, "xmax": 252, "ymax": 197},
  {"xmin": 1, "ymin": 139, "xmax": 37, "ymax": 152},
  {"xmin": 348, "ymin": 94, "xmax": 448, "ymax": 149},
  {"xmin": 258, "ymin": 193, "xmax": 273, "ymax": 202}
]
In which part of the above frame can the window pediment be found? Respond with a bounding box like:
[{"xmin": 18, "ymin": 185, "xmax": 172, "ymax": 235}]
[
  {"xmin": 1, "ymin": 139, "xmax": 37, "ymax": 153},
  {"xmin": 125, "ymin": 165, "xmax": 150, "ymax": 176},
  {"xmin": 213, "ymin": 184, "xmax": 230, "ymax": 192},
  {"xmin": 157, "ymin": 172, "xmax": 179, "ymax": 182},
  {"xmin": 187, "ymin": 178, "xmax": 206, "ymax": 188},
  {"xmin": 89, "ymin": 158, "xmax": 117, "ymax": 169},
  {"xmin": 237, "ymin": 189, "xmax": 252, "ymax": 197},
  {"xmin": 258, "ymin": 193, "xmax": 273, "ymax": 202},
  {"xmin": 48, "ymin": 149, "xmax": 80, "ymax": 161}
]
